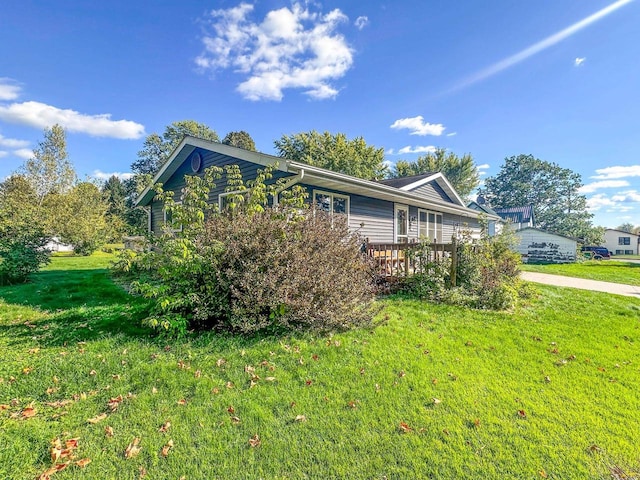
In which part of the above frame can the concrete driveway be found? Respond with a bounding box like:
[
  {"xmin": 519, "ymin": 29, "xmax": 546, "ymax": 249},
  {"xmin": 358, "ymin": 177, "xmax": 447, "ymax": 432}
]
[{"xmin": 520, "ymin": 271, "xmax": 640, "ymax": 298}]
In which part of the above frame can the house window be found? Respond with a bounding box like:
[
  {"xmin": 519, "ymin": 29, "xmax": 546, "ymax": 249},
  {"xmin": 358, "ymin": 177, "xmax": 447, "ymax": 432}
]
[
  {"xmin": 418, "ymin": 209, "xmax": 443, "ymax": 243},
  {"xmin": 163, "ymin": 202, "xmax": 182, "ymax": 232},
  {"xmin": 313, "ymin": 190, "xmax": 350, "ymax": 218},
  {"xmin": 626, "ymin": 250, "xmax": 634, "ymax": 255},
  {"xmin": 395, "ymin": 204, "xmax": 409, "ymax": 243},
  {"xmin": 619, "ymin": 237, "xmax": 631, "ymax": 245},
  {"xmin": 616, "ymin": 249, "xmax": 624, "ymax": 255}
]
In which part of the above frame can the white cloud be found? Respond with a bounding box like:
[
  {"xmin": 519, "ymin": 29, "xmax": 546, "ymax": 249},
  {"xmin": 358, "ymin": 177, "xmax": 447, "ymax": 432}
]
[
  {"xmin": 612, "ymin": 190, "xmax": 640, "ymax": 203},
  {"xmin": 0, "ymin": 101, "xmax": 145, "ymax": 139},
  {"xmin": 587, "ymin": 193, "xmax": 619, "ymax": 211},
  {"xmin": 354, "ymin": 16, "xmax": 369, "ymax": 30},
  {"xmin": 385, "ymin": 148, "xmax": 395, "ymax": 155},
  {"xmin": 390, "ymin": 116, "xmax": 445, "ymax": 136},
  {"xmin": 591, "ymin": 165, "xmax": 640, "ymax": 180},
  {"xmin": 0, "ymin": 134, "xmax": 29, "ymax": 149},
  {"xmin": 448, "ymin": 0, "xmax": 633, "ymax": 93},
  {"xmin": 13, "ymin": 148, "xmax": 33, "ymax": 160},
  {"xmin": 477, "ymin": 163, "xmax": 490, "ymax": 176},
  {"xmin": 0, "ymin": 151, "xmax": 7, "ymax": 158},
  {"xmin": 196, "ymin": 2, "xmax": 354, "ymax": 101},
  {"xmin": 397, "ymin": 145, "xmax": 437, "ymax": 155},
  {"xmin": 0, "ymin": 78, "xmax": 21, "ymax": 101},
  {"xmin": 579, "ymin": 179, "xmax": 629, "ymax": 193},
  {"xmin": 92, "ymin": 170, "xmax": 134, "ymax": 181},
  {"xmin": 574, "ymin": 57, "xmax": 586, "ymax": 67},
  {"xmin": 446, "ymin": 132, "xmax": 457, "ymax": 137}
]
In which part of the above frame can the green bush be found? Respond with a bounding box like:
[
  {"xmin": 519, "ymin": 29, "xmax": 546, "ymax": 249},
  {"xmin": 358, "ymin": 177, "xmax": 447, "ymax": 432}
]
[
  {"xmin": 401, "ymin": 225, "xmax": 525, "ymax": 310},
  {"xmin": 114, "ymin": 165, "xmax": 377, "ymax": 336},
  {"xmin": 0, "ymin": 227, "xmax": 50, "ymax": 285}
]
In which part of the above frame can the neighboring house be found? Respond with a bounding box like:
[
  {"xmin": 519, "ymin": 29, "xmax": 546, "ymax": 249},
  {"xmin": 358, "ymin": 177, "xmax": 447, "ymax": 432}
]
[
  {"xmin": 135, "ymin": 137, "xmax": 498, "ymax": 244},
  {"xmin": 603, "ymin": 229, "xmax": 640, "ymax": 255},
  {"xmin": 467, "ymin": 200, "xmax": 499, "ymax": 236},
  {"xmin": 493, "ymin": 205, "xmax": 535, "ymax": 229},
  {"xmin": 514, "ymin": 227, "xmax": 577, "ymax": 264},
  {"xmin": 45, "ymin": 237, "xmax": 73, "ymax": 252}
]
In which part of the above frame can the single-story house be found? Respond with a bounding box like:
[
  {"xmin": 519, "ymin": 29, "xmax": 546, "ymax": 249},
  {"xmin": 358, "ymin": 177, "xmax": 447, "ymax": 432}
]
[
  {"xmin": 514, "ymin": 227, "xmax": 577, "ymax": 264},
  {"xmin": 136, "ymin": 136, "xmax": 498, "ymax": 244},
  {"xmin": 493, "ymin": 205, "xmax": 535, "ymax": 229},
  {"xmin": 603, "ymin": 228, "xmax": 640, "ymax": 255}
]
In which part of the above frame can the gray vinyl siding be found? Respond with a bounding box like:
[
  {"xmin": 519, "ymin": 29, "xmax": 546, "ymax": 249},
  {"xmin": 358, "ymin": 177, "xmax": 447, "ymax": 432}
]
[
  {"xmin": 301, "ymin": 184, "xmax": 394, "ymax": 244},
  {"xmin": 407, "ymin": 182, "xmax": 453, "ymax": 203},
  {"xmin": 150, "ymin": 147, "xmax": 291, "ymax": 234}
]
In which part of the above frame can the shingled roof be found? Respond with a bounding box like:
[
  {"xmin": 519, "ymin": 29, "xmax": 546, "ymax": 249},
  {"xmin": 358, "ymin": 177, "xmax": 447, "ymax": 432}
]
[{"xmin": 377, "ymin": 173, "xmax": 438, "ymax": 189}]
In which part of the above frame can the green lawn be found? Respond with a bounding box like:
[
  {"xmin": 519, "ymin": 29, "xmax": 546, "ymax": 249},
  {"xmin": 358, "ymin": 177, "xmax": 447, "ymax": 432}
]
[
  {"xmin": 521, "ymin": 260, "xmax": 640, "ymax": 286},
  {"xmin": 1, "ymin": 255, "xmax": 639, "ymax": 479}
]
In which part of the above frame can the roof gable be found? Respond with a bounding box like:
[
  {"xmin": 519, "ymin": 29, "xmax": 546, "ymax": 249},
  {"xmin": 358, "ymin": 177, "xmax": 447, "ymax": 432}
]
[{"xmin": 136, "ymin": 137, "xmax": 492, "ymax": 220}]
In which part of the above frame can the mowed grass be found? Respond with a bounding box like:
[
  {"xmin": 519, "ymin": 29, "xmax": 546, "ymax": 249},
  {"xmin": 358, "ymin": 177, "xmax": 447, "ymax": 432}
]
[
  {"xmin": 1, "ymin": 255, "xmax": 639, "ymax": 479},
  {"xmin": 521, "ymin": 260, "xmax": 640, "ymax": 286}
]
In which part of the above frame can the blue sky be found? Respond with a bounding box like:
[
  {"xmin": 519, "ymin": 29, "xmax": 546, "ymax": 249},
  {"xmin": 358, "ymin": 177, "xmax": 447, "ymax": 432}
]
[{"xmin": 1, "ymin": 0, "xmax": 639, "ymax": 228}]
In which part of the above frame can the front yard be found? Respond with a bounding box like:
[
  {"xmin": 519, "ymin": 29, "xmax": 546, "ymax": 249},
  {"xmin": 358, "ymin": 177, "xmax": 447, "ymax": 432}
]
[
  {"xmin": 521, "ymin": 260, "xmax": 640, "ymax": 286},
  {"xmin": 1, "ymin": 255, "xmax": 639, "ymax": 479}
]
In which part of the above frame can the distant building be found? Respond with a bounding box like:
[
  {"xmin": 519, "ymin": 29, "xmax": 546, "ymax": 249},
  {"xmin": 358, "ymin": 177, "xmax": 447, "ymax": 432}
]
[
  {"xmin": 493, "ymin": 205, "xmax": 535, "ymax": 230},
  {"xmin": 514, "ymin": 228, "xmax": 577, "ymax": 264},
  {"xmin": 603, "ymin": 229, "xmax": 640, "ymax": 255}
]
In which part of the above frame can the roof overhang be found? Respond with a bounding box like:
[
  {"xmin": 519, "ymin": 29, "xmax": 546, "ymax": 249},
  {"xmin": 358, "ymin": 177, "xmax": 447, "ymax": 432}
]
[
  {"xmin": 398, "ymin": 172, "xmax": 466, "ymax": 207},
  {"xmin": 136, "ymin": 137, "xmax": 498, "ymax": 221}
]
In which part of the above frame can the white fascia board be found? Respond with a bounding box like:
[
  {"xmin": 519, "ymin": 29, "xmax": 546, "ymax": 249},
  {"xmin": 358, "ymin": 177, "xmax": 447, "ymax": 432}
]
[
  {"xmin": 289, "ymin": 163, "xmax": 497, "ymax": 220},
  {"xmin": 136, "ymin": 136, "xmax": 292, "ymax": 207},
  {"xmin": 399, "ymin": 172, "xmax": 465, "ymax": 207}
]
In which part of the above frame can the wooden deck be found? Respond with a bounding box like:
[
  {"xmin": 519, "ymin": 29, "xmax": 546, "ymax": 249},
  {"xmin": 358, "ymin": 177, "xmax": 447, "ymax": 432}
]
[{"xmin": 366, "ymin": 242, "xmax": 454, "ymax": 277}]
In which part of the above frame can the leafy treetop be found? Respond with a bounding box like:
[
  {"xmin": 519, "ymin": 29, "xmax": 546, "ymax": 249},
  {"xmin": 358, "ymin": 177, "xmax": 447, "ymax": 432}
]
[
  {"xmin": 274, "ymin": 130, "xmax": 387, "ymax": 181},
  {"xmin": 392, "ymin": 148, "xmax": 479, "ymax": 199}
]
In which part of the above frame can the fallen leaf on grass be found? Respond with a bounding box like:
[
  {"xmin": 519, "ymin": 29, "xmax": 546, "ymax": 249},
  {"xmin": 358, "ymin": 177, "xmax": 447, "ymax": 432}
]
[
  {"xmin": 230, "ymin": 416, "xmax": 241, "ymax": 424},
  {"xmin": 294, "ymin": 415, "xmax": 307, "ymax": 422},
  {"xmin": 159, "ymin": 421, "xmax": 171, "ymax": 433},
  {"xmin": 539, "ymin": 469, "xmax": 548, "ymax": 478},
  {"xmin": 248, "ymin": 434, "xmax": 261, "ymax": 447},
  {"xmin": 399, "ymin": 422, "xmax": 412, "ymax": 433},
  {"xmin": 124, "ymin": 437, "xmax": 141, "ymax": 459},
  {"xmin": 160, "ymin": 439, "xmax": 174, "ymax": 457},
  {"xmin": 265, "ymin": 377, "xmax": 276, "ymax": 382},
  {"xmin": 107, "ymin": 395, "xmax": 123, "ymax": 411},
  {"xmin": 22, "ymin": 406, "xmax": 37, "ymax": 418},
  {"xmin": 0, "ymin": 404, "xmax": 9, "ymax": 410},
  {"xmin": 177, "ymin": 399, "xmax": 187, "ymax": 405},
  {"xmin": 87, "ymin": 413, "xmax": 107, "ymax": 424},
  {"xmin": 432, "ymin": 398, "xmax": 442, "ymax": 405},
  {"xmin": 76, "ymin": 458, "xmax": 91, "ymax": 468},
  {"xmin": 105, "ymin": 426, "xmax": 114, "ymax": 437},
  {"xmin": 227, "ymin": 406, "xmax": 235, "ymax": 414},
  {"xmin": 517, "ymin": 410, "xmax": 527, "ymax": 418},
  {"xmin": 38, "ymin": 462, "xmax": 70, "ymax": 479}
]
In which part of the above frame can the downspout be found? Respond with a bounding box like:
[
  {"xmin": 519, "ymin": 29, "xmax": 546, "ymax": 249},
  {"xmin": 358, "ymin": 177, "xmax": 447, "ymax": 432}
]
[{"xmin": 273, "ymin": 168, "xmax": 304, "ymax": 205}]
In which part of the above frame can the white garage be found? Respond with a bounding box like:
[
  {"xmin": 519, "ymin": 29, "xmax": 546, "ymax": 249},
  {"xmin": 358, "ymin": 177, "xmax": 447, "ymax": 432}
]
[{"xmin": 514, "ymin": 227, "xmax": 577, "ymax": 264}]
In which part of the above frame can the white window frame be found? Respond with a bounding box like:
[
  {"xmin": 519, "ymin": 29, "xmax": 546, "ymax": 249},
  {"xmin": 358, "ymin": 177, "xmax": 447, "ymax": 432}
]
[
  {"xmin": 312, "ymin": 190, "xmax": 350, "ymax": 221},
  {"xmin": 418, "ymin": 209, "xmax": 443, "ymax": 243},
  {"xmin": 394, "ymin": 204, "xmax": 409, "ymax": 243},
  {"xmin": 163, "ymin": 201, "xmax": 183, "ymax": 233}
]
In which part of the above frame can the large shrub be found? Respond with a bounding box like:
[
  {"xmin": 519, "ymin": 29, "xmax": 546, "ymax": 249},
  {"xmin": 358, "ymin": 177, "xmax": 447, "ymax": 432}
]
[
  {"xmin": 115, "ymin": 165, "xmax": 377, "ymax": 336},
  {"xmin": 0, "ymin": 176, "xmax": 50, "ymax": 285},
  {"xmin": 402, "ymin": 224, "xmax": 528, "ymax": 310}
]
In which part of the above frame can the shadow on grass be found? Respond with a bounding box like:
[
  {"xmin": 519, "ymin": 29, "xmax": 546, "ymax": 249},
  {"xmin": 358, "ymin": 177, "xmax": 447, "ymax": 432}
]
[{"xmin": 0, "ymin": 267, "xmax": 153, "ymax": 347}]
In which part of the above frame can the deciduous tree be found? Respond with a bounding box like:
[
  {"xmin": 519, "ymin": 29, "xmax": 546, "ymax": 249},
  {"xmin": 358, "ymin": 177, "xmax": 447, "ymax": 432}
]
[
  {"xmin": 480, "ymin": 154, "xmax": 599, "ymax": 242},
  {"xmin": 392, "ymin": 148, "xmax": 479, "ymax": 199},
  {"xmin": 131, "ymin": 120, "xmax": 220, "ymax": 176},
  {"xmin": 222, "ymin": 130, "xmax": 256, "ymax": 151},
  {"xmin": 274, "ymin": 130, "xmax": 387, "ymax": 180},
  {"xmin": 21, "ymin": 124, "xmax": 75, "ymax": 205}
]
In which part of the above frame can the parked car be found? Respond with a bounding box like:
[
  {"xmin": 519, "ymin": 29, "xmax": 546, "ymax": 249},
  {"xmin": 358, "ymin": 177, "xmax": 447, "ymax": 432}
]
[{"xmin": 581, "ymin": 246, "xmax": 611, "ymax": 260}]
